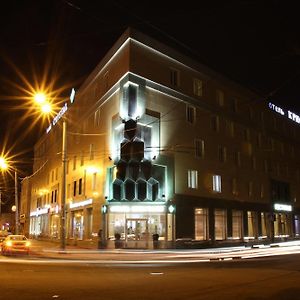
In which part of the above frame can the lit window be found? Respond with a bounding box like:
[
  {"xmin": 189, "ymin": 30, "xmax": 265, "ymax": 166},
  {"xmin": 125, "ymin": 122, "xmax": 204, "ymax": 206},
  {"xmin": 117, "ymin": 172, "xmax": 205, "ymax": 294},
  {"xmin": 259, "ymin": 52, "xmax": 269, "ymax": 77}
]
[
  {"xmin": 80, "ymin": 151, "xmax": 84, "ymax": 166},
  {"xmin": 195, "ymin": 139, "xmax": 205, "ymax": 158},
  {"xmin": 92, "ymin": 173, "xmax": 97, "ymax": 191},
  {"xmin": 193, "ymin": 78, "xmax": 203, "ymax": 97},
  {"xmin": 186, "ymin": 105, "xmax": 196, "ymax": 124},
  {"xmin": 213, "ymin": 175, "xmax": 222, "ymax": 193},
  {"xmin": 73, "ymin": 156, "xmax": 77, "ymax": 170},
  {"xmin": 94, "ymin": 109, "xmax": 101, "ymax": 127},
  {"xmin": 89, "ymin": 144, "xmax": 95, "ymax": 160},
  {"xmin": 188, "ymin": 170, "xmax": 198, "ymax": 189}
]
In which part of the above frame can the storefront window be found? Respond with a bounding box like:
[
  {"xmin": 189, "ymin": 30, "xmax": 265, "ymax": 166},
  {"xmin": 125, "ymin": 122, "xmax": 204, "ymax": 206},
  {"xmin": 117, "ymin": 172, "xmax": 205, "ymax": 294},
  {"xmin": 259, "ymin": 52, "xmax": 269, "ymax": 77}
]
[
  {"xmin": 215, "ymin": 209, "xmax": 226, "ymax": 240},
  {"xmin": 108, "ymin": 212, "xmax": 166, "ymax": 241},
  {"xmin": 260, "ymin": 212, "xmax": 267, "ymax": 237},
  {"xmin": 50, "ymin": 214, "xmax": 60, "ymax": 238},
  {"xmin": 295, "ymin": 215, "xmax": 300, "ymax": 236},
  {"xmin": 274, "ymin": 213, "xmax": 291, "ymax": 237},
  {"xmin": 232, "ymin": 210, "xmax": 242, "ymax": 239},
  {"xmin": 247, "ymin": 211, "xmax": 257, "ymax": 238},
  {"xmin": 195, "ymin": 208, "xmax": 208, "ymax": 240}
]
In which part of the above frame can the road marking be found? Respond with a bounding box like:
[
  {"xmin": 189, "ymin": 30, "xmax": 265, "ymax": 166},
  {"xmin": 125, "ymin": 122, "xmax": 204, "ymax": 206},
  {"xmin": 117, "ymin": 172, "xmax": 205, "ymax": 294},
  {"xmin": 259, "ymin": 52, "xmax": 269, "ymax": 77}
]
[{"xmin": 150, "ymin": 272, "xmax": 164, "ymax": 275}]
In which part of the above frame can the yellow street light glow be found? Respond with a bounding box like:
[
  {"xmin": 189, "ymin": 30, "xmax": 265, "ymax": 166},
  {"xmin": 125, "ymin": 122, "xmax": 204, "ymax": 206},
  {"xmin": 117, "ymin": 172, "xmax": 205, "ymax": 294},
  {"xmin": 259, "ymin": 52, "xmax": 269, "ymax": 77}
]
[
  {"xmin": 41, "ymin": 102, "xmax": 52, "ymax": 114},
  {"xmin": 0, "ymin": 157, "xmax": 8, "ymax": 170},
  {"xmin": 34, "ymin": 92, "xmax": 46, "ymax": 104}
]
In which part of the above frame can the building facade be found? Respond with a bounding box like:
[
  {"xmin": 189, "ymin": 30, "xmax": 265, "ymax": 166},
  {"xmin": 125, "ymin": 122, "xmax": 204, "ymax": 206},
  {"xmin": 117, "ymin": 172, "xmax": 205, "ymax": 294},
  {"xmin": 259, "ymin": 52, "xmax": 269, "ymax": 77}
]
[{"xmin": 21, "ymin": 28, "xmax": 300, "ymax": 248}]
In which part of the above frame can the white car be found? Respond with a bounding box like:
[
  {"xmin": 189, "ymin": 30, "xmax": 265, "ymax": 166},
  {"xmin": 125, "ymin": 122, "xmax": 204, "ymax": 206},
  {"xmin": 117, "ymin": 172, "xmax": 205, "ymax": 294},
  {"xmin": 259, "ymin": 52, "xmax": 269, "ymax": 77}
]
[{"xmin": 1, "ymin": 235, "xmax": 30, "ymax": 255}]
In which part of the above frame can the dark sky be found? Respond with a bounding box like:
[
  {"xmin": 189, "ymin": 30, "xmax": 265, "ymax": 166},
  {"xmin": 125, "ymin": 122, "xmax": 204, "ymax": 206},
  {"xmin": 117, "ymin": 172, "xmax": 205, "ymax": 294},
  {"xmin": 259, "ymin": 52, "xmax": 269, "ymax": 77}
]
[{"xmin": 0, "ymin": 0, "xmax": 300, "ymax": 209}]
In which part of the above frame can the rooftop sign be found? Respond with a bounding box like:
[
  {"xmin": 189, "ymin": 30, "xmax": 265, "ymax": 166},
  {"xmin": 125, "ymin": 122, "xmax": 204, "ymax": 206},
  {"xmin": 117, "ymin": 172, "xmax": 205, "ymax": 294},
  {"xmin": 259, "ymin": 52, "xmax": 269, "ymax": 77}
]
[{"xmin": 269, "ymin": 102, "xmax": 300, "ymax": 125}]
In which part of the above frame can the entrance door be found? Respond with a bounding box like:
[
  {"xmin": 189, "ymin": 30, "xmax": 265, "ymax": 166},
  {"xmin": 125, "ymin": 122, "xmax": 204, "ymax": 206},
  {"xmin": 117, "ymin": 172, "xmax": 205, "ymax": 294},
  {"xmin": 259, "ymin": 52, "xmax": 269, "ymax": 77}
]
[{"xmin": 125, "ymin": 218, "xmax": 149, "ymax": 248}]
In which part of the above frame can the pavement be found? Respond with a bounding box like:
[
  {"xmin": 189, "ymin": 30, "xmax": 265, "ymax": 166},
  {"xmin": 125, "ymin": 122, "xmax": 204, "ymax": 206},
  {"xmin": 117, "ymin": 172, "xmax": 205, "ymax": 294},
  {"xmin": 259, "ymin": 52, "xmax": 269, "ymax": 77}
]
[{"xmin": 24, "ymin": 238, "xmax": 300, "ymax": 262}]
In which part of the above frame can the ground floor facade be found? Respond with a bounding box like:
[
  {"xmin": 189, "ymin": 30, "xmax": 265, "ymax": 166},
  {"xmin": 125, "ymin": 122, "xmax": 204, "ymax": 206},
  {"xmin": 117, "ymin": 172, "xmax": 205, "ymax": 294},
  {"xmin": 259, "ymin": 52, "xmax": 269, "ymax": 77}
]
[{"xmin": 28, "ymin": 195, "xmax": 300, "ymax": 248}]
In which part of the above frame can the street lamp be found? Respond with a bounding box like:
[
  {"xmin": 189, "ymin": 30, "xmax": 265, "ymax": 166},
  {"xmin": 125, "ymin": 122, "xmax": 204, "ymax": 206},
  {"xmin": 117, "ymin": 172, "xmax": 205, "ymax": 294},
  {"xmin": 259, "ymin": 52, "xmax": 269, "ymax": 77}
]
[
  {"xmin": 0, "ymin": 156, "xmax": 19, "ymax": 234},
  {"xmin": 33, "ymin": 92, "xmax": 67, "ymax": 251}
]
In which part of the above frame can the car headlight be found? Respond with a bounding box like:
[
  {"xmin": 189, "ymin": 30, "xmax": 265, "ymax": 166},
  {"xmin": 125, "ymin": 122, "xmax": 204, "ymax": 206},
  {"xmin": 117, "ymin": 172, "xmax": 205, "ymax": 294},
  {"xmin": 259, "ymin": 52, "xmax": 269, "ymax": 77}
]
[
  {"xmin": 6, "ymin": 241, "xmax": 13, "ymax": 247},
  {"xmin": 25, "ymin": 241, "xmax": 31, "ymax": 247}
]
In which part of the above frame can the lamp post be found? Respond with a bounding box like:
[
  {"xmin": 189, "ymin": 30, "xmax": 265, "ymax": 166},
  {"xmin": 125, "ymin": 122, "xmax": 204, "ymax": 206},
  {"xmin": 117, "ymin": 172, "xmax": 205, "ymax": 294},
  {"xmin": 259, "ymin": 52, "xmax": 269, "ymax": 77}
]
[
  {"xmin": 0, "ymin": 157, "xmax": 19, "ymax": 234},
  {"xmin": 60, "ymin": 119, "xmax": 67, "ymax": 251},
  {"xmin": 34, "ymin": 92, "xmax": 68, "ymax": 251}
]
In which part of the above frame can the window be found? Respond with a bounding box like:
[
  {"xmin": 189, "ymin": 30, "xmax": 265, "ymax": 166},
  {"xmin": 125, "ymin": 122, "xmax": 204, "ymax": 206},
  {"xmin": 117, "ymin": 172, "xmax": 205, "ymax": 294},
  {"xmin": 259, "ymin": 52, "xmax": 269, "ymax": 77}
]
[
  {"xmin": 260, "ymin": 184, "xmax": 264, "ymax": 198},
  {"xmin": 195, "ymin": 139, "xmax": 205, "ymax": 158},
  {"xmin": 252, "ymin": 157, "xmax": 256, "ymax": 170},
  {"xmin": 214, "ymin": 209, "xmax": 226, "ymax": 240},
  {"xmin": 232, "ymin": 98, "xmax": 238, "ymax": 113},
  {"xmin": 226, "ymin": 121, "xmax": 234, "ymax": 137},
  {"xmin": 78, "ymin": 178, "xmax": 82, "ymax": 195},
  {"xmin": 54, "ymin": 190, "xmax": 57, "ymax": 203},
  {"xmin": 213, "ymin": 175, "xmax": 222, "ymax": 193},
  {"xmin": 188, "ymin": 170, "xmax": 198, "ymax": 189},
  {"xmin": 232, "ymin": 178, "xmax": 238, "ymax": 196},
  {"xmin": 247, "ymin": 211, "xmax": 257, "ymax": 238},
  {"xmin": 94, "ymin": 109, "xmax": 101, "ymax": 127},
  {"xmin": 80, "ymin": 151, "xmax": 84, "ymax": 166},
  {"xmin": 244, "ymin": 129, "xmax": 250, "ymax": 142},
  {"xmin": 67, "ymin": 184, "xmax": 70, "ymax": 198},
  {"xmin": 193, "ymin": 78, "xmax": 203, "ymax": 97},
  {"xmin": 73, "ymin": 156, "xmax": 77, "ymax": 170},
  {"xmin": 92, "ymin": 173, "xmax": 97, "ymax": 191},
  {"xmin": 256, "ymin": 133, "xmax": 262, "ymax": 148},
  {"xmin": 51, "ymin": 170, "xmax": 54, "ymax": 182},
  {"xmin": 51, "ymin": 191, "xmax": 54, "ymax": 203},
  {"xmin": 234, "ymin": 151, "xmax": 241, "ymax": 166},
  {"xmin": 73, "ymin": 181, "xmax": 77, "ymax": 197},
  {"xmin": 170, "ymin": 68, "xmax": 179, "ymax": 86},
  {"xmin": 218, "ymin": 146, "xmax": 226, "ymax": 163},
  {"xmin": 249, "ymin": 181, "xmax": 253, "ymax": 197},
  {"xmin": 232, "ymin": 210, "xmax": 243, "ymax": 239},
  {"xmin": 89, "ymin": 144, "xmax": 95, "ymax": 160},
  {"xmin": 216, "ymin": 89, "xmax": 224, "ymax": 106},
  {"xmin": 211, "ymin": 115, "xmax": 219, "ymax": 132},
  {"xmin": 195, "ymin": 208, "xmax": 208, "ymax": 240},
  {"xmin": 186, "ymin": 105, "xmax": 196, "ymax": 124}
]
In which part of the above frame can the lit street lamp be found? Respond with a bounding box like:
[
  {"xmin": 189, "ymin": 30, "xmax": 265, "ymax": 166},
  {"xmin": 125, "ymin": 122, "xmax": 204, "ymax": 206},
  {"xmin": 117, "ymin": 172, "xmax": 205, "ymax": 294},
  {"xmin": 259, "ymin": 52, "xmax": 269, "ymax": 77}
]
[{"xmin": 0, "ymin": 156, "xmax": 19, "ymax": 234}]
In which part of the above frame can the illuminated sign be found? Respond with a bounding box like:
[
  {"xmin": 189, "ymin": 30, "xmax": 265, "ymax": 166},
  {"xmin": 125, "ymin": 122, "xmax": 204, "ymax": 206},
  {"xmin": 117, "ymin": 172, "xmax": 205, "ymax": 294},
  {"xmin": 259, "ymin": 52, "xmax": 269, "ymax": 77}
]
[
  {"xmin": 70, "ymin": 198, "xmax": 93, "ymax": 209},
  {"xmin": 109, "ymin": 205, "xmax": 165, "ymax": 213},
  {"xmin": 70, "ymin": 88, "xmax": 76, "ymax": 103},
  {"xmin": 46, "ymin": 102, "xmax": 68, "ymax": 133},
  {"xmin": 30, "ymin": 207, "xmax": 49, "ymax": 217},
  {"xmin": 269, "ymin": 102, "xmax": 300, "ymax": 125},
  {"xmin": 274, "ymin": 203, "xmax": 292, "ymax": 212}
]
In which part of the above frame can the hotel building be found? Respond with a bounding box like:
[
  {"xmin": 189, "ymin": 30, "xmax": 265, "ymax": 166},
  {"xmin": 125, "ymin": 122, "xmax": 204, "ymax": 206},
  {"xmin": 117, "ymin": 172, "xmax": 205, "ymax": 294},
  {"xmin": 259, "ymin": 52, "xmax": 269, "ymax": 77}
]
[{"xmin": 20, "ymin": 28, "xmax": 300, "ymax": 248}]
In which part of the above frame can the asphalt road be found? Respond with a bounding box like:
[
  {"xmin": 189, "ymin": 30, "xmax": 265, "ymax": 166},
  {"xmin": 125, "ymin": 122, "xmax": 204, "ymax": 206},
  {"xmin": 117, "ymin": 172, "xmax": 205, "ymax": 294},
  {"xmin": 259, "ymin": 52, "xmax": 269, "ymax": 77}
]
[{"xmin": 1, "ymin": 254, "xmax": 300, "ymax": 300}]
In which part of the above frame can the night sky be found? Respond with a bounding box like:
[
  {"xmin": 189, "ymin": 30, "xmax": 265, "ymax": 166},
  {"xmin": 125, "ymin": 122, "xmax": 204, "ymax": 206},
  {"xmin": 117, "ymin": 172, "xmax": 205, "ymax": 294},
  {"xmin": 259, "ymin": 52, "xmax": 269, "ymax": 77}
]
[{"xmin": 0, "ymin": 0, "xmax": 299, "ymax": 209}]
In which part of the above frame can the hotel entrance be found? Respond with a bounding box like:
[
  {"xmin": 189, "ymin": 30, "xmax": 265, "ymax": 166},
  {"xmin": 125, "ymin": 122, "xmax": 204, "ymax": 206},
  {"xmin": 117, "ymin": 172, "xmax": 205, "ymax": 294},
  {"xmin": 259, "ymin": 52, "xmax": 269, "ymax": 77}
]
[{"xmin": 125, "ymin": 218, "xmax": 150, "ymax": 248}]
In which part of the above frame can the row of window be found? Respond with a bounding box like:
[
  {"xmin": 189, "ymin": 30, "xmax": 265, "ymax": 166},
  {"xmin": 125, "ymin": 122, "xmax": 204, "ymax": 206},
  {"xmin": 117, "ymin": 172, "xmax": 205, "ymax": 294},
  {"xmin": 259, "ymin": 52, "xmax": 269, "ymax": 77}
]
[
  {"xmin": 188, "ymin": 170, "xmax": 266, "ymax": 198},
  {"xmin": 187, "ymin": 109, "xmax": 296, "ymax": 157},
  {"xmin": 170, "ymin": 68, "xmax": 298, "ymax": 139},
  {"xmin": 194, "ymin": 208, "xmax": 296, "ymax": 240}
]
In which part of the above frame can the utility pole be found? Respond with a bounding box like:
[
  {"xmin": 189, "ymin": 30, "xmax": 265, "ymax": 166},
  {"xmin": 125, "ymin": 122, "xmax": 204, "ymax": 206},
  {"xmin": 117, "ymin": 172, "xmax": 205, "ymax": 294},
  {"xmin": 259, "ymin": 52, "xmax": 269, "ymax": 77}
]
[
  {"xmin": 60, "ymin": 120, "xmax": 67, "ymax": 250},
  {"xmin": 15, "ymin": 170, "xmax": 19, "ymax": 234}
]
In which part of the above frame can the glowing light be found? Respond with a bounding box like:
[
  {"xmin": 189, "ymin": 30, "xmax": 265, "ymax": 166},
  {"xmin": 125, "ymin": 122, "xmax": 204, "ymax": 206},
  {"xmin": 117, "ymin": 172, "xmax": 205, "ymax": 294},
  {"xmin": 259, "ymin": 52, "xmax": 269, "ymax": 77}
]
[
  {"xmin": 69, "ymin": 198, "xmax": 93, "ymax": 209},
  {"xmin": 86, "ymin": 166, "xmax": 101, "ymax": 174},
  {"xmin": 110, "ymin": 205, "xmax": 165, "ymax": 213},
  {"xmin": 0, "ymin": 157, "xmax": 8, "ymax": 170},
  {"xmin": 274, "ymin": 203, "xmax": 292, "ymax": 212},
  {"xmin": 41, "ymin": 102, "xmax": 52, "ymax": 114},
  {"xmin": 34, "ymin": 92, "xmax": 46, "ymax": 104}
]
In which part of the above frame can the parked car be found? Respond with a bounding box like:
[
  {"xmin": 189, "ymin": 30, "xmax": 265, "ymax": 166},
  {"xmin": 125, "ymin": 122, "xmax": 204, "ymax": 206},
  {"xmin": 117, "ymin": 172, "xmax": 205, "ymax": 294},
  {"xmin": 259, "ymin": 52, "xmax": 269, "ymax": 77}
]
[{"xmin": 1, "ymin": 235, "xmax": 30, "ymax": 255}]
